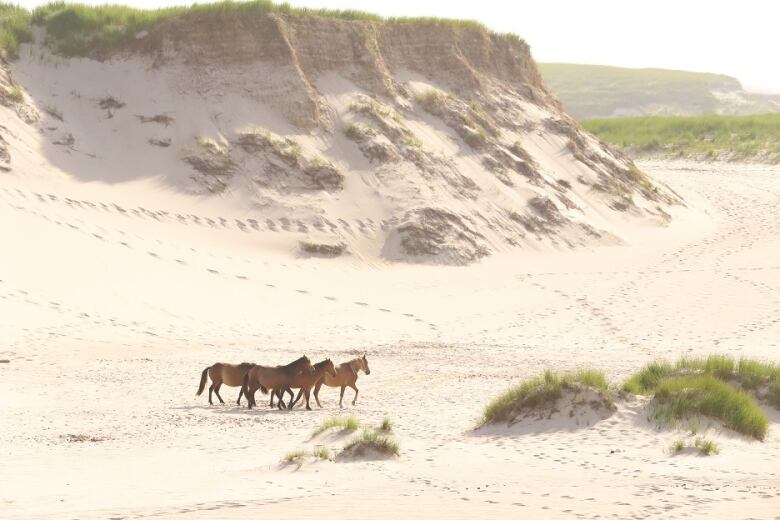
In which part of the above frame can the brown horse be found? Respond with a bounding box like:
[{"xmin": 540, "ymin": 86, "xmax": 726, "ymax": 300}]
[
  {"xmin": 242, "ymin": 355, "xmax": 314, "ymax": 410},
  {"xmin": 313, "ymin": 354, "xmax": 370, "ymax": 408},
  {"xmin": 271, "ymin": 358, "xmax": 338, "ymax": 410},
  {"xmin": 196, "ymin": 362, "xmax": 256, "ymax": 405}
]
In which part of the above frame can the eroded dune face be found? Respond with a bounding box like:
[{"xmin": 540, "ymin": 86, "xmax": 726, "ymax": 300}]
[{"xmin": 1, "ymin": 12, "xmax": 681, "ymax": 264}]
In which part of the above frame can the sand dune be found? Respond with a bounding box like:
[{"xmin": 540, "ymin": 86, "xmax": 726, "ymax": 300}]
[{"xmin": 1, "ymin": 160, "xmax": 779, "ymax": 519}]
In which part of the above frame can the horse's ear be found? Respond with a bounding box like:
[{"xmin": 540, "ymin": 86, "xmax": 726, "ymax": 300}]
[{"xmin": 363, "ymin": 352, "xmax": 366, "ymax": 359}]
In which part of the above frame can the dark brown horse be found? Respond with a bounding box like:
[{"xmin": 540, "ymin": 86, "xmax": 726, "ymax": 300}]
[
  {"xmin": 242, "ymin": 356, "xmax": 314, "ymax": 410},
  {"xmin": 271, "ymin": 358, "xmax": 338, "ymax": 410},
  {"xmin": 313, "ymin": 354, "xmax": 370, "ymax": 408},
  {"xmin": 196, "ymin": 362, "xmax": 256, "ymax": 405}
]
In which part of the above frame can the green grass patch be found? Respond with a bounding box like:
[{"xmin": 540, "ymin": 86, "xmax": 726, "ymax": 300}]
[
  {"xmin": 582, "ymin": 114, "xmax": 780, "ymax": 163},
  {"xmin": 481, "ymin": 369, "xmax": 611, "ymax": 426},
  {"xmin": 652, "ymin": 375, "xmax": 768, "ymax": 440},
  {"xmin": 312, "ymin": 415, "xmax": 360, "ymax": 437},
  {"xmin": 623, "ymin": 355, "xmax": 780, "ymax": 396},
  {"xmin": 0, "ymin": 3, "xmax": 32, "ymax": 58},
  {"xmin": 0, "ymin": 1, "xmax": 523, "ymax": 58}
]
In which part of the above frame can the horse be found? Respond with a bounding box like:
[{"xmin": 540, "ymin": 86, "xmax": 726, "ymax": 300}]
[
  {"xmin": 242, "ymin": 355, "xmax": 314, "ymax": 410},
  {"xmin": 312, "ymin": 354, "xmax": 370, "ymax": 408},
  {"xmin": 271, "ymin": 358, "xmax": 338, "ymax": 410},
  {"xmin": 196, "ymin": 362, "xmax": 256, "ymax": 405}
]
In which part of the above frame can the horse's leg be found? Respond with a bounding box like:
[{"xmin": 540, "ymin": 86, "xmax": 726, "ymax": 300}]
[
  {"xmin": 339, "ymin": 386, "xmax": 346, "ymax": 408},
  {"xmin": 304, "ymin": 388, "xmax": 313, "ymax": 411},
  {"xmin": 269, "ymin": 390, "xmax": 275, "ymax": 408},
  {"xmin": 214, "ymin": 382, "xmax": 225, "ymax": 404},
  {"xmin": 349, "ymin": 383, "xmax": 359, "ymax": 406},
  {"xmin": 236, "ymin": 386, "xmax": 243, "ymax": 406},
  {"xmin": 291, "ymin": 388, "xmax": 304, "ymax": 408},
  {"xmin": 208, "ymin": 383, "xmax": 215, "ymax": 405},
  {"xmin": 276, "ymin": 389, "xmax": 287, "ymax": 410},
  {"xmin": 313, "ymin": 381, "xmax": 324, "ymax": 408},
  {"xmin": 286, "ymin": 388, "xmax": 295, "ymax": 410}
]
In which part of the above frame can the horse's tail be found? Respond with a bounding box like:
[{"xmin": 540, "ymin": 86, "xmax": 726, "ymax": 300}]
[
  {"xmin": 196, "ymin": 366, "xmax": 210, "ymax": 396},
  {"xmin": 259, "ymin": 384, "xmax": 269, "ymax": 395}
]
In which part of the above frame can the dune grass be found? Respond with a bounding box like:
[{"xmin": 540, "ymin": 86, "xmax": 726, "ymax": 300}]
[
  {"xmin": 342, "ymin": 429, "xmax": 399, "ymax": 457},
  {"xmin": 582, "ymin": 114, "xmax": 780, "ymax": 163},
  {"xmin": 651, "ymin": 375, "xmax": 768, "ymax": 440},
  {"xmin": 623, "ymin": 355, "xmax": 780, "ymax": 396},
  {"xmin": 0, "ymin": 1, "xmax": 522, "ymax": 57},
  {"xmin": 311, "ymin": 415, "xmax": 360, "ymax": 437},
  {"xmin": 312, "ymin": 446, "xmax": 330, "ymax": 461},
  {"xmin": 670, "ymin": 437, "xmax": 719, "ymax": 456},
  {"xmin": 282, "ymin": 449, "xmax": 307, "ymax": 466},
  {"xmin": 481, "ymin": 369, "xmax": 611, "ymax": 426},
  {"xmin": 0, "ymin": 3, "xmax": 32, "ymax": 58},
  {"xmin": 379, "ymin": 416, "xmax": 393, "ymax": 432}
]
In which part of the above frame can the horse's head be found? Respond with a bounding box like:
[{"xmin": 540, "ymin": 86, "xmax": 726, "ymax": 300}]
[
  {"xmin": 361, "ymin": 353, "xmax": 370, "ymax": 375},
  {"xmin": 324, "ymin": 358, "xmax": 337, "ymax": 377}
]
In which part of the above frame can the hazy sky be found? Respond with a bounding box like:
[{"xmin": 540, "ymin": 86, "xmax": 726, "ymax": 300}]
[{"xmin": 17, "ymin": 0, "xmax": 780, "ymax": 92}]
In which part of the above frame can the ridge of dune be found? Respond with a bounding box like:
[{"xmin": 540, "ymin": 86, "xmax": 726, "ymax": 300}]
[{"xmin": 2, "ymin": 8, "xmax": 681, "ymax": 265}]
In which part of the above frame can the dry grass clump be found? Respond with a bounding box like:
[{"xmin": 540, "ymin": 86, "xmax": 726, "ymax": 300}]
[
  {"xmin": 379, "ymin": 416, "xmax": 393, "ymax": 432},
  {"xmin": 480, "ymin": 369, "xmax": 611, "ymax": 426},
  {"xmin": 415, "ymin": 89, "xmax": 447, "ymax": 116},
  {"xmin": 299, "ymin": 240, "xmax": 347, "ymax": 258},
  {"xmin": 4, "ymin": 84, "xmax": 23, "ymax": 103}
]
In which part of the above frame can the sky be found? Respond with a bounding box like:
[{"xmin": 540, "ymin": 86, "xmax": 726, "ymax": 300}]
[{"xmin": 16, "ymin": 0, "xmax": 780, "ymax": 92}]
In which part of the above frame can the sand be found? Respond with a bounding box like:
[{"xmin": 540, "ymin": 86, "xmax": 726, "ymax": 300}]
[{"xmin": 1, "ymin": 159, "xmax": 779, "ymax": 519}]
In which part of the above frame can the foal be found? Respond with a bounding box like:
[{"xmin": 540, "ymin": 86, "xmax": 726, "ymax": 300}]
[{"xmin": 313, "ymin": 354, "xmax": 370, "ymax": 408}]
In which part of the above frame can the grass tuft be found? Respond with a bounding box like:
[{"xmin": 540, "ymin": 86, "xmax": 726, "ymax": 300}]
[
  {"xmin": 312, "ymin": 415, "xmax": 360, "ymax": 437},
  {"xmin": 481, "ymin": 369, "xmax": 611, "ymax": 426},
  {"xmin": 312, "ymin": 446, "xmax": 330, "ymax": 460},
  {"xmin": 342, "ymin": 429, "xmax": 399, "ymax": 457},
  {"xmin": 415, "ymin": 89, "xmax": 447, "ymax": 116},
  {"xmin": 693, "ymin": 437, "xmax": 719, "ymax": 456},
  {"xmin": 379, "ymin": 416, "xmax": 393, "ymax": 432},
  {"xmin": 282, "ymin": 449, "xmax": 307, "ymax": 465}
]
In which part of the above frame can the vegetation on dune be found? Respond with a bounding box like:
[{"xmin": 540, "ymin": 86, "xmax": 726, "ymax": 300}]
[
  {"xmin": 481, "ymin": 369, "xmax": 612, "ymax": 426},
  {"xmin": 0, "ymin": 3, "xmax": 32, "ymax": 58},
  {"xmin": 622, "ymin": 355, "xmax": 778, "ymax": 440},
  {"xmin": 651, "ymin": 375, "xmax": 768, "ymax": 440},
  {"xmin": 670, "ymin": 437, "xmax": 719, "ymax": 456},
  {"xmin": 342, "ymin": 429, "xmax": 399, "ymax": 457},
  {"xmin": 311, "ymin": 415, "xmax": 360, "ymax": 437},
  {"xmin": 379, "ymin": 416, "xmax": 393, "ymax": 432},
  {"xmin": 582, "ymin": 114, "xmax": 780, "ymax": 163},
  {"xmin": 622, "ymin": 355, "xmax": 780, "ymax": 396},
  {"xmin": 0, "ymin": 1, "xmax": 523, "ymax": 57}
]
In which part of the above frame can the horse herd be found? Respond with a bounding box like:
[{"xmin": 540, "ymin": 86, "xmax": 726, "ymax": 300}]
[{"xmin": 196, "ymin": 354, "xmax": 371, "ymax": 410}]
